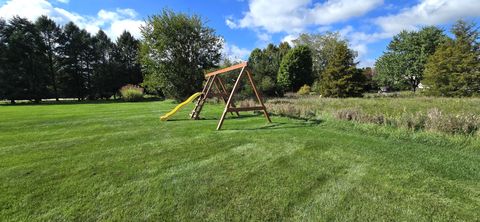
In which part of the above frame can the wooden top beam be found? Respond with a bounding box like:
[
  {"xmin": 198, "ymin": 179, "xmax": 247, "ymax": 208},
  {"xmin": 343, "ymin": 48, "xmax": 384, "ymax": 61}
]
[{"xmin": 205, "ymin": 62, "xmax": 247, "ymax": 77}]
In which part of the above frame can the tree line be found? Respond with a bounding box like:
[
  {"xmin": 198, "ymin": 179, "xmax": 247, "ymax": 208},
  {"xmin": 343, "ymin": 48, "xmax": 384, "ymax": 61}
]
[
  {"xmin": 0, "ymin": 16, "xmax": 142, "ymax": 104},
  {"xmin": 3, "ymin": 10, "xmax": 478, "ymax": 104},
  {"xmin": 247, "ymin": 32, "xmax": 367, "ymax": 98},
  {"xmin": 375, "ymin": 20, "xmax": 480, "ymax": 96},
  {"xmin": 139, "ymin": 10, "xmax": 375, "ymax": 100}
]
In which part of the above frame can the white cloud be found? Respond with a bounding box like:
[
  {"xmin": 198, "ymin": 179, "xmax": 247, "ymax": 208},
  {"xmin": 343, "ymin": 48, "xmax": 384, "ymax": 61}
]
[
  {"xmin": 228, "ymin": 0, "xmax": 383, "ymax": 33},
  {"xmin": 116, "ymin": 8, "xmax": 138, "ymax": 18},
  {"xmin": 222, "ymin": 43, "xmax": 250, "ymax": 62},
  {"xmin": 107, "ymin": 19, "xmax": 144, "ymax": 39},
  {"xmin": 375, "ymin": 0, "xmax": 480, "ymax": 35},
  {"xmin": 308, "ymin": 0, "xmax": 383, "ymax": 25},
  {"xmin": 98, "ymin": 9, "xmax": 120, "ymax": 21},
  {"xmin": 0, "ymin": 0, "xmax": 144, "ymax": 39},
  {"xmin": 281, "ymin": 34, "xmax": 297, "ymax": 46},
  {"xmin": 0, "ymin": 0, "xmax": 52, "ymax": 21},
  {"xmin": 225, "ymin": 15, "xmax": 238, "ymax": 29}
]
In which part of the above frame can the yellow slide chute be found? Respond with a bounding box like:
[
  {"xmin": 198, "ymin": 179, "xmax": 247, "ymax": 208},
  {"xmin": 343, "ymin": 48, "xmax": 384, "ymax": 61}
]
[{"xmin": 160, "ymin": 92, "xmax": 203, "ymax": 121}]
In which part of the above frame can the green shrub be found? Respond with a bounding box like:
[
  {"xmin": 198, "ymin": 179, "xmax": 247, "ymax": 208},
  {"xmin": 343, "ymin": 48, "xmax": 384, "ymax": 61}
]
[
  {"xmin": 120, "ymin": 85, "xmax": 144, "ymax": 102},
  {"xmin": 297, "ymin": 85, "xmax": 311, "ymax": 96}
]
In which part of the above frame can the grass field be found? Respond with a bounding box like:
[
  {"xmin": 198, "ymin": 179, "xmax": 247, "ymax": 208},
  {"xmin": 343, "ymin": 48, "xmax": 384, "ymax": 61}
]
[{"xmin": 1, "ymin": 100, "xmax": 480, "ymax": 221}]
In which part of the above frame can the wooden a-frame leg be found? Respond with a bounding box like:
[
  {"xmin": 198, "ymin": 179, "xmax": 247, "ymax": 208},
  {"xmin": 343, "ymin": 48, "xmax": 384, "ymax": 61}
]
[
  {"xmin": 213, "ymin": 80, "xmax": 234, "ymax": 116},
  {"xmin": 246, "ymin": 69, "xmax": 272, "ymax": 123},
  {"xmin": 216, "ymin": 67, "xmax": 246, "ymax": 130},
  {"xmin": 216, "ymin": 77, "xmax": 240, "ymax": 117}
]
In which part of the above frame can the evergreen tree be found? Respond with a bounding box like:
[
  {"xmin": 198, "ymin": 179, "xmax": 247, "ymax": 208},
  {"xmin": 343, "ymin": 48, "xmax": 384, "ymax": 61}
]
[
  {"xmin": 320, "ymin": 42, "xmax": 365, "ymax": 97},
  {"xmin": 115, "ymin": 31, "xmax": 142, "ymax": 86},
  {"xmin": 93, "ymin": 30, "xmax": 116, "ymax": 99},
  {"xmin": 35, "ymin": 16, "xmax": 62, "ymax": 101},
  {"xmin": 57, "ymin": 22, "xmax": 86, "ymax": 100},
  {"xmin": 0, "ymin": 19, "xmax": 6, "ymax": 100},
  {"xmin": 1, "ymin": 17, "xmax": 49, "ymax": 103},
  {"xmin": 79, "ymin": 30, "xmax": 96, "ymax": 99},
  {"xmin": 277, "ymin": 45, "xmax": 313, "ymax": 92},
  {"xmin": 423, "ymin": 20, "xmax": 480, "ymax": 96}
]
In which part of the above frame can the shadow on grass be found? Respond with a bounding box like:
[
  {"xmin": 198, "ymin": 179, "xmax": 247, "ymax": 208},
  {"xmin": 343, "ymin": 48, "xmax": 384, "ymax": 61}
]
[
  {"xmin": 222, "ymin": 118, "xmax": 324, "ymax": 131},
  {"xmin": 166, "ymin": 113, "xmax": 262, "ymax": 122}
]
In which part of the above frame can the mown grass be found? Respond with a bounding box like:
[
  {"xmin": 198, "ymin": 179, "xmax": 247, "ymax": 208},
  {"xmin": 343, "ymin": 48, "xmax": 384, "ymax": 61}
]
[{"xmin": 1, "ymin": 101, "xmax": 479, "ymax": 221}]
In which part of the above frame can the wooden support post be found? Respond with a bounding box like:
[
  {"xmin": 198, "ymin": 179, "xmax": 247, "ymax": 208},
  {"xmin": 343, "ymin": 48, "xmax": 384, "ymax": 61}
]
[
  {"xmin": 246, "ymin": 69, "xmax": 272, "ymax": 123},
  {"xmin": 213, "ymin": 80, "xmax": 234, "ymax": 116},
  {"xmin": 216, "ymin": 77, "xmax": 240, "ymax": 116},
  {"xmin": 216, "ymin": 66, "xmax": 246, "ymax": 130},
  {"xmin": 191, "ymin": 75, "xmax": 216, "ymax": 119}
]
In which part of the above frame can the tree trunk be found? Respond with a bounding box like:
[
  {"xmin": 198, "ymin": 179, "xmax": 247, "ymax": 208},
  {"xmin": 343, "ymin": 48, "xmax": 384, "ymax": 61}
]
[{"xmin": 10, "ymin": 99, "xmax": 15, "ymax": 104}]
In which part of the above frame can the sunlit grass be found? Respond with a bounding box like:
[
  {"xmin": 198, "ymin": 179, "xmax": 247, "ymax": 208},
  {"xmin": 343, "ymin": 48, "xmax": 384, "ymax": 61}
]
[{"xmin": 1, "ymin": 101, "xmax": 479, "ymax": 221}]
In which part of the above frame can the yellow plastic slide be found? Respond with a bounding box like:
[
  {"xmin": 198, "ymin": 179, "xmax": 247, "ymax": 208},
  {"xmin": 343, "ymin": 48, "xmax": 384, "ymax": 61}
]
[{"xmin": 160, "ymin": 92, "xmax": 203, "ymax": 121}]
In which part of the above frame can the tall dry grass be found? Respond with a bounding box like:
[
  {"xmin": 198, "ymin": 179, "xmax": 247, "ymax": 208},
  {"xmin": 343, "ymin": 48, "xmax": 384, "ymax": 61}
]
[{"xmin": 264, "ymin": 96, "xmax": 480, "ymax": 135}]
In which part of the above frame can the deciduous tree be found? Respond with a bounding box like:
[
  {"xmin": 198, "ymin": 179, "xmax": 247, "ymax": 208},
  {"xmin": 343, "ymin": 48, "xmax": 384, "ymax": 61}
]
[
  {"xmin": 248, "ymin": 42, "xmax": 291, "ymax": 96},
  {"xmin": 277, "ymin": 45, "xmax": 313, "ymax": 92},
  {"xmin": 140, "ymin": 9, "xmax": 222, "ymax": 101},
  {"xmin": 374, "ymin": 27, "xmax": 446, "ymax": 92},
  {"xmin": 293, "ymin": 32, "xmax": 351, "ymax": 80}
]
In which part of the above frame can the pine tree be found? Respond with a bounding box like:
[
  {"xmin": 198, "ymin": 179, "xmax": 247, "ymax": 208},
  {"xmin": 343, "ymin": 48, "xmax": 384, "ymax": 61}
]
[
  {"xmin": 93, "ymin": 30, "xmax": 116, "ymax": 99},
  {"xmin": 79, "ymin": 30, "xmax": 96, "ymax": 99},
  {"xmin": 423, "ymin": 20, "xmax": 480, "ymax": 96},
  {"xmin": 35, "ymin": 16, "xmax": 62, "ymax": 101},
  {"xmin": 57, "ymin": 22, "xmax": 86, "ymax": 100},
  {"xmin": 1, "ymin": 17, "xmax": 49, "ymax": 103},
  {"xmin": 0, "ymin": 19, "xmax": 6, "ymax": 101},
  {"xmin": 115, "ymin": 31, "xmax": 142, "ymax": 86},
  {"xmin": 320, "ymin": 42, "xmax": 365, "ymax": 97}
]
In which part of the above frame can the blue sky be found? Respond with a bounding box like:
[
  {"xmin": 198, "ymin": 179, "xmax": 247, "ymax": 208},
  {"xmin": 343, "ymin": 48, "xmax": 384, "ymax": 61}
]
[{"xmin": 1, "ymin": 0, "xmax": 479, "ymax": 67}]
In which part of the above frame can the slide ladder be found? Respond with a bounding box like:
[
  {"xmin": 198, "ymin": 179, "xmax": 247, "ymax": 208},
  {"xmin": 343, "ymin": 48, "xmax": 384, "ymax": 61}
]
[{"xmin": 160, "ymin": 92, "xmax": 203, "ymax": 121}]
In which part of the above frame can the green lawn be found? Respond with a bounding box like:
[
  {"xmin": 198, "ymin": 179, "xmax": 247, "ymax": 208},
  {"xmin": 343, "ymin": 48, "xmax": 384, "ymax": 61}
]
[{"xmin": 1, "ymin": 101, "xmax": 479, "ymax": 221}]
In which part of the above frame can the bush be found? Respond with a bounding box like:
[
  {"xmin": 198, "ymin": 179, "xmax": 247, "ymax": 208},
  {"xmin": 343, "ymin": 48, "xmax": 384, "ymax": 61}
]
[
  {"xmin": 297, "ymin": 85, "xmax": 311, "ymax": 96},
  {"xmin": 120, "ymin": 85, "xmax": 144, "ymax": 102}
]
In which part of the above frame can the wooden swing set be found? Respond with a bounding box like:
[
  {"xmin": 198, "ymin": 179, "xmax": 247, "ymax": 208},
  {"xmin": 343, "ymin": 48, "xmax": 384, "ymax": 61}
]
[{"xmin": 191, "ymin": 62, "xmax": 271, "ymax": 130}]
